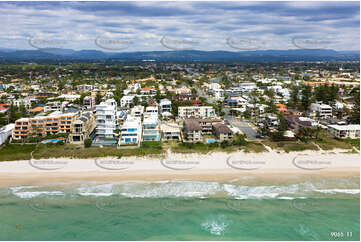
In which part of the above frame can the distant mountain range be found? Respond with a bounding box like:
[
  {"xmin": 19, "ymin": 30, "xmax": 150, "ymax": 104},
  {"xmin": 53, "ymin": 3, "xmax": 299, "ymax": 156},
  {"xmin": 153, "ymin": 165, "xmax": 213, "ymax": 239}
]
[{"xmin": 0, "ymin": 48, "xmax": 359, "ymax": 63}]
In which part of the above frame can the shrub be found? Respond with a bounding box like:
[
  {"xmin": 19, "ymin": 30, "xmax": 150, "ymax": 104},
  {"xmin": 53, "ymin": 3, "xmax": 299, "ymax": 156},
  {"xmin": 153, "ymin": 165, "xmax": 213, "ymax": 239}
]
[{"xmin": 84, "ymin": 138, "xmax": 92, "ymax": 148}]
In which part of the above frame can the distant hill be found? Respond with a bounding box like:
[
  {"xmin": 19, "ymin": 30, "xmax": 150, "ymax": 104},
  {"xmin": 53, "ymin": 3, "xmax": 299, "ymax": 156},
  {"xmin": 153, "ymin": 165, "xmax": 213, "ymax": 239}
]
[{"xmin": 0, "ymin": 48, "xmax": 359, "ymax": 63}]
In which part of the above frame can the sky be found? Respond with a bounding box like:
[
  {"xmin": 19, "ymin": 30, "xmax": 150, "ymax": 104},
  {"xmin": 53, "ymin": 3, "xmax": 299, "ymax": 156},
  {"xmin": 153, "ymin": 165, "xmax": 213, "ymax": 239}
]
[{"xmin": 0, "ymin": 1, "xmax": 359, "ymax": 51}]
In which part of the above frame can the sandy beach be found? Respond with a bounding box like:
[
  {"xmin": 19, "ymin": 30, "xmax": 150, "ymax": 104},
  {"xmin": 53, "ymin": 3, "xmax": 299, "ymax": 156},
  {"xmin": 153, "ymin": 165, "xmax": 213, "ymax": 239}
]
[{"xmin": 0, "ymin": 149, "xmax": 359, "ymax": 188}]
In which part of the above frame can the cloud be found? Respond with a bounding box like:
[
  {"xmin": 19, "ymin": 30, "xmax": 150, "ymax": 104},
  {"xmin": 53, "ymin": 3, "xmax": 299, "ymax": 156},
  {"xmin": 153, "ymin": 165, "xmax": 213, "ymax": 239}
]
[{"xmin": 0, "ymin": 1, "xmax": 358, "ymax": 51}]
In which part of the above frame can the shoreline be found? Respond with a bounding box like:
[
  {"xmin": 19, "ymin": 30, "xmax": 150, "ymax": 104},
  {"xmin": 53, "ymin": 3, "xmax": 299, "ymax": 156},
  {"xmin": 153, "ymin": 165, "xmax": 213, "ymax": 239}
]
[{"xmin": 0, "ymin": 149, "xmax": 359, "ymax": 188}]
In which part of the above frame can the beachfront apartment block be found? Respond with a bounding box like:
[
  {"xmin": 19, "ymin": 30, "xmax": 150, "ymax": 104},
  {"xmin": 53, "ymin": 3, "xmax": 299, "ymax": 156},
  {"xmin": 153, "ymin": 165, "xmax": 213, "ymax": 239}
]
[
  {"xmin": 310, "ymin": 103, "xmax": 333, "ymax": 118},
  {"xmin": 327, "ymin": 124, "xmax": 360, "ymax": 139},
  {"xmin": 160, "ymin": 122, "xmax": 180, "ymax": 141},
  {"xmin": 142, "ymin": 115, "xmax": 160, "ymax": 141},
  {"xmin": 68, "ymin": 112, "xmax": 96, "ymax": 144},
  {"xmin": 119, "ymin": 115, "xmax": 142, "ymax": 145},
  {"xmin": 212, "ymin": 123, "xmax": 233, "ymax": 141},
  {"xmin": 95, "ymin": 99, "xmax": 118, "ymax": 140},
  {"xmin": 182, "ymin": 119, "xmax": 202, "ymax": 142},
  {"xmin": 12, "ymin": 112, "xmax": 76, "ymax": 140},
  {"xmin": 178, "ymin": 106, "xmax": 215, "ymax": 119},
  {"xmin": 0, "ymin": 123, "xmax": 15, "ymax": 145}
]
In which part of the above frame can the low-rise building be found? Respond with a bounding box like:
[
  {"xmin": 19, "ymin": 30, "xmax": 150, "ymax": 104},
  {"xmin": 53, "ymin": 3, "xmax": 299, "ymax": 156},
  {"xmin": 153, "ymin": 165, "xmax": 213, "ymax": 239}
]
[
  {"xmin": 160, "ymin": 122, "xmax": 180, "ymax": 141},
  {"xmin": 327, "ymin": 124, "xmax": 360, "ymax": 139},
  {"xmin": 212, "ymin": 123, "xmax": 233, "ymax": 141},
  {"xmin": 178, "ymin": 106, "xmax": 215, "ymax": 119}
]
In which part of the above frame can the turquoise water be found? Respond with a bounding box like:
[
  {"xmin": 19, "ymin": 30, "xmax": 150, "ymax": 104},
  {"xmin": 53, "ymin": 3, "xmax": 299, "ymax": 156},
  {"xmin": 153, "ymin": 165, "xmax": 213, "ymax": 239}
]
[
  {"xmin": 41, "ymin": 139, "xmax": 63, "ymax": 144},
  {"xmin": 0, "ymin": 178, "xmax": 359, "ymax": 241}
]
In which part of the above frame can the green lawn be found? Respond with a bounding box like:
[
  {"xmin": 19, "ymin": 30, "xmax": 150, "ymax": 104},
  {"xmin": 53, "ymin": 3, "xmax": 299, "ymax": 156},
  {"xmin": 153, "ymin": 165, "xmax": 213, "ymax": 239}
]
[{"xmin": 0, "ymin": 144, "xmax": 37, "ymax": 161}]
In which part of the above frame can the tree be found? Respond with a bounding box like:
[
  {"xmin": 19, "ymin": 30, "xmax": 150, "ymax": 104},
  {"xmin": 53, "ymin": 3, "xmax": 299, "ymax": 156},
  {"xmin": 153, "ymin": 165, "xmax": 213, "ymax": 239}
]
[
  {"xmin": 84, "ymin": 138, "xmax": 92, "ymax": 148},
  {"xmin": 95, "ymin": 93, "xmax": 102, "ymax": 105},
  {"xmin": 350, "ymin": 88, "xmax": 360, "ymax": 124},
  {"xmin": 301, "ymin": 85, "xmax": 312, "ymax": 111}
]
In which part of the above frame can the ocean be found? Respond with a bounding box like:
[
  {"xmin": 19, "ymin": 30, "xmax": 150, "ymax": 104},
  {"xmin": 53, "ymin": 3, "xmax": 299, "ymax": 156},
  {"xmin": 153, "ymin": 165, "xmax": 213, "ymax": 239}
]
[{"xmin": 0, "ymin": 177, "xmax": 359, "ymax": 241}]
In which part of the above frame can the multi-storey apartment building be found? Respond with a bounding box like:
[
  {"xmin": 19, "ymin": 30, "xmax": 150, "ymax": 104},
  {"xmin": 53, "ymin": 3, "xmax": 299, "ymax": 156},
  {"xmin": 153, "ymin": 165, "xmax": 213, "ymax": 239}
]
[
  {"xmin": 68, "ymin": 112, "xmax": 96, "ymax": 144},
  {"xmin": 131, "ymin": 105, "xmax": 144, "ymax": 118},
  {"xmin": 178, "ymin": 106, "xmax": 215, "ymax": 119},
  {"xmin": 119, "ymin": 115, "xmax": 142, "ymax": 145},
  {"xmin": 83, "ymin": 96, "xmax": 95, "ymax": 110},
  {"xmin": 95, "ymin": 99, "xmax": 118, "ymax": 140},
  {"xmin": 182, "ymin": 119, "xmax": 202, "ymax": 142},
  {"xmin": 12, "ymin": 112, "xmax": 76, "ymax": 140},
  {"xmin": 160, "ymin": 99, "xmax": 172, "ymax": 113},
  {"xmin": 143, "ymin": 115, "xmax": 160, "ymax": 141},
  {"xmin": 212, "ymin": 123, "xmax": 233, "ymax": 141},
  {"xmin": 160, "ymin": 122, "xmax": 180, "ymax": 141}
]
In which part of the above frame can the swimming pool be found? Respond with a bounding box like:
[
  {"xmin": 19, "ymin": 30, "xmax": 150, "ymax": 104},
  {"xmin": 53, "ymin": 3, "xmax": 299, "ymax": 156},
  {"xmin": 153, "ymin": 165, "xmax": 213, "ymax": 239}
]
[{"xmin": 41, "ymin": 138, "xmax": 64, "ymax": 144}]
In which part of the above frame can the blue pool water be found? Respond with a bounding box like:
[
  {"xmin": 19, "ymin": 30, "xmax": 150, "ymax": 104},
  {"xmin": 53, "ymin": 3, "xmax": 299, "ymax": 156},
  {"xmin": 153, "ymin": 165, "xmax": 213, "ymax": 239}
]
[{"xmin": 41, "ymin": 139, "xmax": 64, "ymax": 144}]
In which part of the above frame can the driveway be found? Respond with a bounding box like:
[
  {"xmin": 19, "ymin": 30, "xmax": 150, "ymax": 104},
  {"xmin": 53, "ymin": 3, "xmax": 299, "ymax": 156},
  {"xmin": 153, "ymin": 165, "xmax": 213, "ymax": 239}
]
[{"xmin": 226, "ymin": 116, "xmax": 259, "ymax": 138}]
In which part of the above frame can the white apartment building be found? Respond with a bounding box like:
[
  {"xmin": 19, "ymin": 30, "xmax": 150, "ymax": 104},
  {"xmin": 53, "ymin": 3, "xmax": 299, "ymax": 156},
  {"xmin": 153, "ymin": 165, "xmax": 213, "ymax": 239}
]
[
  {"xmin": 143, "ymin": 115, "xmax": 160, "ymax": 141},
  {"xmin": 328, "ymin": 124, "xmax": 360, "ymax": 139},
  {"xmin": 121, "ymin": 95, "xmax": 135, "ymax": 108},
  {"xmin": 0, "ymin": 123, "xmax": 14, "ymax": 145},
  {"xmin": 178, "ymin": 106, "xmax": 215, "ymax": 119},
  {"xmin": 12, "ymin": 98, "xmax": 32, "ymax": 109},
  {"xmin": 239, "ymin": 82, "xmax": 257, "ymax": 93},
  {"xmin": 311, "ymin": 103, "xmax": 332, "ymax": 118},
  {"xmin": 213, "ymin": 88, "xmax": 225, "ymax": 100},
  {"xmin": 160, "ymin": 99, "xmax": 172, "ymax": 113},
  {"xmin": 131, "ymin": 105, "xmax": 144, "ymax": 118},
  {"xmin": 119, "ymin": 115, "xmax": 142, "ymax": 145},
  {"xmin": 144, "ymin": 106, "xmax": 158, "ymax": 118},
  {"xmin": 96, "ymin": 99, "xmax": 118, "ymax": 140},
  {"xmin": 83, "ymin": 96, "xmax": 95, "ymax": 110},
  {"xmin": 44, "ymin": 101, "xmax": 65, "ymax": 113}
]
